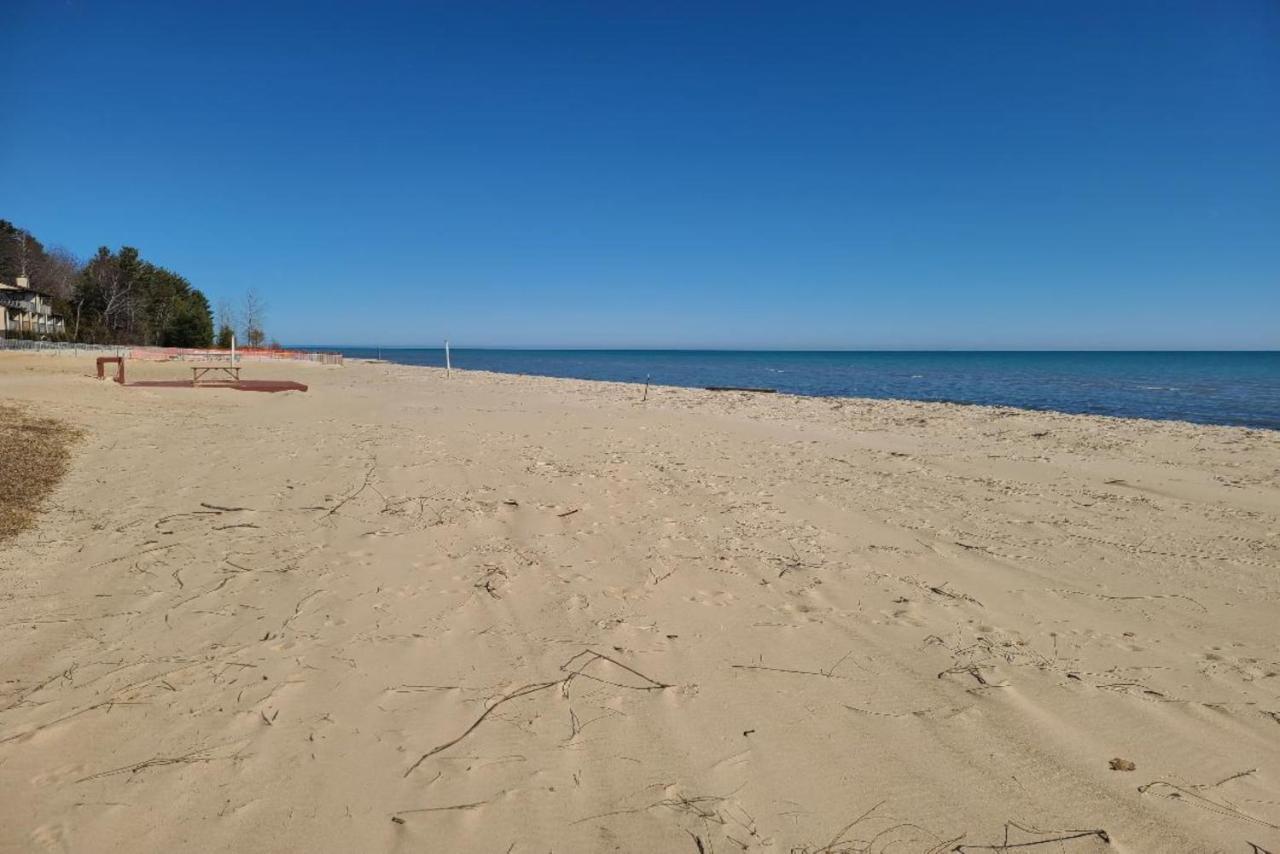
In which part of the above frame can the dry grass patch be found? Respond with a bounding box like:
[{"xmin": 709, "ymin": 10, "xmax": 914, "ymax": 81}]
[{"xmin": 0, "ymin": 404, "xmax": 83, "ymax": 542}]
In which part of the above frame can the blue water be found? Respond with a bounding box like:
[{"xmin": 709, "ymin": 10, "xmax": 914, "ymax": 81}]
[{"xmin": 307, "ymin": 349, "xmax": 1280, "ymax": 430}]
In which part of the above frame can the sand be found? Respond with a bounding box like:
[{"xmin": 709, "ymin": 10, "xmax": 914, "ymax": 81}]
[{"xmin": 1, "ymin": 352, "xmax": 1278, "ymax": 853}]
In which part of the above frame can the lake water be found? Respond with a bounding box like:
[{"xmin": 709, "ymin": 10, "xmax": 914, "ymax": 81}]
[{"xmin": 308, "ymin": 349, "xmax": 1280, "ymax": 430}]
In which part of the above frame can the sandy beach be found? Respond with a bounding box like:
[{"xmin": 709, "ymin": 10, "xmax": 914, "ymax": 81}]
[{"xmin": 1, "ymin": 352, "xmax": 1278, "ymax": 853}]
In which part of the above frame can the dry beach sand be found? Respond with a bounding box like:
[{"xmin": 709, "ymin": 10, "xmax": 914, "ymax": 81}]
[{"xmin": 1, "ymin": 352, "xmax": 1278, "ymax": 853}]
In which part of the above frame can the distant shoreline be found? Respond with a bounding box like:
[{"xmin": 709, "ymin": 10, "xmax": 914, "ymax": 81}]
[
  {"xmin": 294, "ymin": 346, "xmax": 1280, "ymax": 353},
  {"xmin": 303, "ymin": 348, "xmax": 1280, "ymax": 430}
]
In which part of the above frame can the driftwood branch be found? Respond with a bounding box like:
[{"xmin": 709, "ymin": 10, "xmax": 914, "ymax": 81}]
[{"xmin": 403, "ymin": 650, "xmax": 670, "ymax": 776}]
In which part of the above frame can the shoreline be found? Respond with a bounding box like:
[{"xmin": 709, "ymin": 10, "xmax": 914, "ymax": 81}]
[
  {"xmin": 1, "ymin": 352, "xmax": 1278, "ymax": 852},
  {"xmin": 385, "ymin": 358, "xmax": 1280, "ymax": 439},
  {"xmin": 345, "ymin": 348, "xmax": 1280, "ymax": 432},
  {"xmin": 10, "ymin": 347, "xmax": 1279, "ymax": 434}
]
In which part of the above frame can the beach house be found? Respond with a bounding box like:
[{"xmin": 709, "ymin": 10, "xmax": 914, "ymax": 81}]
[{"xmin": 0, "ymin": 277, "xmax": 66, "ymax": 338}]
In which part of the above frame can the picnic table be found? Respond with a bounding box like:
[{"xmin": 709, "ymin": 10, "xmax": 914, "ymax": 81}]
[{"xmin": 191, "ymin": 364, "xmax": 241, "ymax": 384}]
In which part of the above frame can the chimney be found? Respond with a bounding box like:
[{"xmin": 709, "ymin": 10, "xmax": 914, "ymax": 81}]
[{"xmin": 16, "ymin": 276, "xmax": 29, "ymax": 290}]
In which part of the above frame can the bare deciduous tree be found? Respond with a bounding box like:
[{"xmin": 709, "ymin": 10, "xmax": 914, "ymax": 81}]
[
  {"xmin": 214, "ymin": 298, "xmax": 236, "ymax": 348},
  {"xmin": 241, "ymin": 288, "xmax": 266, "ymax": 347},
  {"xmin": 216, "ymin": 299, "xmax": 235, "ymax": 332},
  {"xmin": 39, "ymin": 247, "xmax": 81, "ymax": 301},
  {"xmin": 92, "ymin": 256, "xmax": 128, "ymax": 338},
  {"xmin": 14, "ymin": 230, "xmax": 32, "ymax": 278}
]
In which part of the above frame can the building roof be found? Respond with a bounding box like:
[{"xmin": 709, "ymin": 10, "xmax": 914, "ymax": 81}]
[
  {"xmin": 0, "ymin": 284, "xmax": 66, "ymax": 322},
  {"xmin": 0, "ymin": 279, "xmax": 54, "ymax": 298}
]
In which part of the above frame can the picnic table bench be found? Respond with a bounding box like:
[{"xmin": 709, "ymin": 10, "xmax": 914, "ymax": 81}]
[{"xmin": 191, "ymin": 364, "xmax": 241, "ymax": 384}]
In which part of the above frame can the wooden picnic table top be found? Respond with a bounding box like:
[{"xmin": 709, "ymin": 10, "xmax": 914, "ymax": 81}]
[{"xmin": 191, "ymin": 365, "xmax": 242, "ymax": 382}]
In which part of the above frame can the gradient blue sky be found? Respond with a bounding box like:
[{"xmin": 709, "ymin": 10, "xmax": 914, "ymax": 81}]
[{"xmin": 3, "ymin": 1, "xmax": 1278, "ymax": 348}]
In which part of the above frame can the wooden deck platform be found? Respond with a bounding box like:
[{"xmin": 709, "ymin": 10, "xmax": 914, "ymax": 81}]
[{"xmin": 128, "ymin": 379, "xmax": 307, "ymax": 393}]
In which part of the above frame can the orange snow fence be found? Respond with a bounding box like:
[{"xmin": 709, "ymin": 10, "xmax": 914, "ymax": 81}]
[{"xmin": 115, "ymin": 346, "xmax": 341, "ymax": 364}]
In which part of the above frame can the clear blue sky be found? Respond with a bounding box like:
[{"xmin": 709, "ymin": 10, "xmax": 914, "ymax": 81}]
[{"xmin": 3, "ymin": 1, "xmax": 1277, "ymax": 348}]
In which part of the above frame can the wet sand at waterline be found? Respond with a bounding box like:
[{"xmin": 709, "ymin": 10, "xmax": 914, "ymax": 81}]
[{"xmin": 1, "ymin": 352, "xmax": 1278, "ymax": 852}]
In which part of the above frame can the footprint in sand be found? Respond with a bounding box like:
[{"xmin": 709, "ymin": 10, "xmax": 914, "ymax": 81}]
[
  {"xmin": 688, "ymin": 589, "xmax": 737, "ymax": 607},
  {"xmin": 29, "ymin": 821, "xmax": 70, "ymax": 853},
  {"xmin": 30, "ymin": 763, "xmax": 86, "ymax": 788}
]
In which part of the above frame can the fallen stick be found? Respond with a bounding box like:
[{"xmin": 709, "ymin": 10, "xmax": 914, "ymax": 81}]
[
  {"xmin": 562, "ymin": 650, "xmax": 671, "ymax": 690},
  {"xmin": 732, "ymin": 651, "xmax": 852, "ymax": 680},
  {"xmin": 403, "ymin": 650, "xmax": 669, "ymax": 776},
  {"xmin": 403, "ymin": 680, "xmax": 562, "ymax": 777},
  {"xmin": 391, "ymin": 801, "xmax": 487, "ymax": 820},
  {"xmin": 953, "ymin": 829, "xmax": 1109, "ymax": 851},
  {"xmin": 1138, "ymin": 781, "xmax": 1279, "ymax": 829},
  {"xmin": 76, "ymin": 745, "xmax": 233, "ymax": 783},
  {"xmin": 322, "ymin": 463, "xmax": 377, "ymax": 518},
  {"xmin": 929, "ymin": 582, "xmax": 984, "ymax": 607},
  {"xmin": 816, "ymin": 800, "xmax": 885, "ymax": 852}
]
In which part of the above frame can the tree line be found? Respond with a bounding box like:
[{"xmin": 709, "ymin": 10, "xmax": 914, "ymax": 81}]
[{"xmin": 1, "ymin": 219, "xmax": 268, "ymax": 348}]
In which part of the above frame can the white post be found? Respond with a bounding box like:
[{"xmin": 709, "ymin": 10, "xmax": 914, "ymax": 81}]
[
  {"xmin": 445, "ymin": 340, "xmax": 452, "ymax": 377},
  {"xmin": 231, "ymin": 333, "xmax": 236, "ymax": 366}
]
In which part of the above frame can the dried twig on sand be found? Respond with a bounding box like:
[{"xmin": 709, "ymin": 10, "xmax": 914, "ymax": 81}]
[
  {"xmin": 322, "ymin": 462, "xmax": 377, "ymax": 518},
  {"xmin": 76, "ymin": 745, "xmax": 235, "ymax": 783},
  {"xmin": 155, "ymin": 509, "xmax": 220, "ymax": 532},
  {"xmin": 928, "ymin": 582, "xmax": 983, "ymax": 607},
  {"xmin": 403, "ymin": 650, "xmax": 669, "ymax": 776},
  {"xmin": 951, "ymin": 822, "xmax": 1110, "ymax": 851},
  {"xmin": 1138, "ymin": 780, "xmax": 1279, "ymax": 830},
  {"xmin": 938, "ymin": 664, "xmax": 1007, "ymax": 689},
  {"xmin": 732, "ymin": 651, "xmax": 854, "ymax": 680},
  {"xmin": 403, "ymin": 679, "xmax": 562, "ymax": 777},
  {"xmin": 281, "ymin": 590, "xmax": 322, "ymax": 632},
  {"xmin": 1190, "ymin": 768, "xmax": 1256, "ymax": 790},
  {"xmin": 790, "ymin": 801, "xmax": 950, "ymax": 853},
  {"xmin": 474, "ymin": 567, "xmax": 507, "ymax": 598},
  {"xmin": 814, "ymin": 800, "xmax": 885, "ymax": 852},
  {"xmin": 574, "ymin": 783, "xmax": 750, "ymax": 838},
  {"xmin": 562, "ymin": 649, "xmax": 671, "ymax": 691},
  {"xmin": 391, "ymin": 801, "xmax": 487, "ymax": 821}
]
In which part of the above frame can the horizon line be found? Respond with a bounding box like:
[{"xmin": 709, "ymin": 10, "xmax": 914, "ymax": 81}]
[{"xmin": 286, "ymin": 345, "xmax": 1280, "ymax": 354}]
